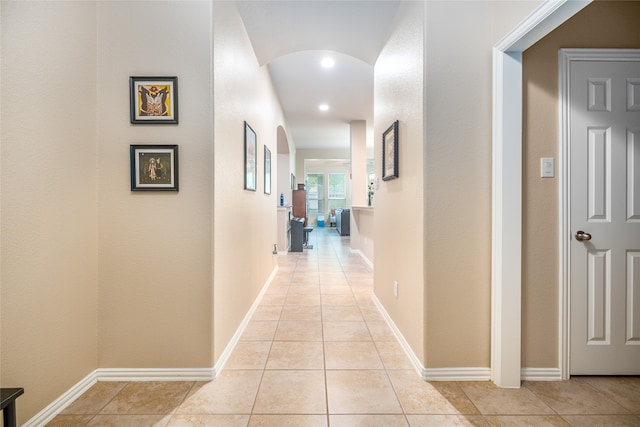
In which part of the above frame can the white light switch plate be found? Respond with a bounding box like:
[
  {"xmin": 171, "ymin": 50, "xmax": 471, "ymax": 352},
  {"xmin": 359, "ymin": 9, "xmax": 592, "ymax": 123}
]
[{"xmin": 540, "ymin": 157, "xmax": 554, "ymax": 178}]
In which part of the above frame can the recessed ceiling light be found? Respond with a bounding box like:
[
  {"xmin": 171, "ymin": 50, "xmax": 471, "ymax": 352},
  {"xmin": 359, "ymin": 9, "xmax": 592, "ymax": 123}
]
[
  {"xmin": 321, "ymin": 57, "xmax": 335, "ymax": 68},
  {"xmin": 319, "ymin": 104, "xmax": 329, "ymax": 111}
]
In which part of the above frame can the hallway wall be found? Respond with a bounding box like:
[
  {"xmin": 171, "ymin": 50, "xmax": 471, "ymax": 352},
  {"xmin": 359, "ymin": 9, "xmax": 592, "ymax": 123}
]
[
  {"xmin": 212, "ymin": 1, "xmax": 284, "ymax": 363},
  {"xmin": 97, "ymin": 0, "xmax": 213, "ymax": 369},
  {"xmin": 374, "ymin": 0, "xmax": 426, "ymax": 363},
  {"xmin": 1, "ymin": 1, "xmax": 99, "ymax": 420}
]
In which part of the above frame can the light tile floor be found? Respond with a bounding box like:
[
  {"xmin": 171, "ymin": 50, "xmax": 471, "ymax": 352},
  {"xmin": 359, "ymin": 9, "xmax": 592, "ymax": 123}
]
[{"xmin": 47, "ymin": 227, "xmax": 640, "ymax": 426}]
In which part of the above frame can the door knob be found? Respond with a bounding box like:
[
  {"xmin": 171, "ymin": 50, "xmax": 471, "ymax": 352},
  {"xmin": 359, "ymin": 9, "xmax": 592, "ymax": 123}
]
[{"xmin": 575, "ymin": 230, "xmax": 592, "ymax": 242}]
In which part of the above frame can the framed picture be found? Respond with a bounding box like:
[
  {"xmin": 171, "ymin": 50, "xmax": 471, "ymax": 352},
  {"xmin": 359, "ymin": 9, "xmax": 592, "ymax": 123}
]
[
  {"xmin": 382, "ymin": 120, "xmax": 399, "ymax": 181},
  {"xmin": 130, "ymin": 76, "xmax": 178, "ymax": 124},
  {"xmin": 244, "ymin": 121, "xmax": 257, "ymax": 191},
  {"xmin": 264, "ymin": 146, "xmax": 272, "ymax": 195},
  {"xmin": 130, "ymin": 145, "xmax": 179, "ymax": 191},
  {"xmin": 291, "ymin": 173, "xmax": 296, "ymax": 190}
]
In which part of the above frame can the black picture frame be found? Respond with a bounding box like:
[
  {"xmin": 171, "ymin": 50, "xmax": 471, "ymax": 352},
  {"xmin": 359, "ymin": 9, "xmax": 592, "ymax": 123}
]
[
  {"xmin": 130, "ymin": 76, "xmax": 179, "ymax": 124},
  {"xmin": 130, "ymin": 145, "xmax": 179, "ymax": 191},
  {"xmin": 264, "ymin": 145, "xmax": 271, "ymax": 195},
  {"xmin": 244, "ymin": 121, "xmax": 257, "ymax": 191},
  {"xmin": 382, "ymin": 120, "xmax": 399, "ymax": 181}
]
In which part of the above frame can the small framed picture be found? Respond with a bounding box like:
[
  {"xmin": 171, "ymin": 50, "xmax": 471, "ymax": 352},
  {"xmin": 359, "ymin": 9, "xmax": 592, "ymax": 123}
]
[
  {"xmin": 130, "ymin": 76, "xmax": 178, "ymax": 124},
  {"xmin": 130, "ymin": 145, "xmax": 179, "ymax": 191},
  {"xmin": 264, "ymin": 145, "xmax": 271, "ymax": 195},
  {"xmin": 244, "ymin": 121, "xmax": 257, "ymax": 191},
  {"xmin": 382, "ymin": 120, "xmax": 399, "ymax": 181}
]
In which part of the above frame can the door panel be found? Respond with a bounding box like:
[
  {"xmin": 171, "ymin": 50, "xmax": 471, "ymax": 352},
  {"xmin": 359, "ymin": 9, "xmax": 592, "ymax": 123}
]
[{"xmin": 570, "ymin": 54, "xmax": 640, "ymax": 374}]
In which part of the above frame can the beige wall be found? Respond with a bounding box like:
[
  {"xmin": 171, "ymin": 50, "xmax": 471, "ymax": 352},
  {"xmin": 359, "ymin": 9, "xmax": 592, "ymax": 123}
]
[
  {"xmin": 1, "ymin": 1, "xmax": 286, "ymax": 422},
  {"xmin": 374, "ymin": 0, "xmax": 541, "ymax": 370},
  {"xmin": 374, "ymin": 0, "xmax": 426, "ymax": 363},
  {"xmin": 522, "ymin": 0, "xmax": 640, "ymax": 367},
  {"xmin": 1, "ymin": 2, "xmax": 98, "ymax": 422},
  {"xmin": 97, "ymin": 0, "xmax": 213, "ymax": 369},
  {"xmin": 212, "ymin": 1, "xmax": 283, "ymax": 362}
]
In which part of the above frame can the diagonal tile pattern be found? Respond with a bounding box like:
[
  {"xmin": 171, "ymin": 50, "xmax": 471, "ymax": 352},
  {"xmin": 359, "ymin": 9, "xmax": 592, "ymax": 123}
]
[{"xmin": 47, "ymin": 227, "xmax": 640, "ymax": 426}]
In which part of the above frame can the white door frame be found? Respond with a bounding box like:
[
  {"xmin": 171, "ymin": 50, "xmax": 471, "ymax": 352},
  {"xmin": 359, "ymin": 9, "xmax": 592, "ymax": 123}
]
[
  {"xmin": 491, "ymin": 0, "xmax": 592, "ymax": 387},
  {"xmin": 559, "ymin": 48, "xmax": 640, "ymax": 378}
]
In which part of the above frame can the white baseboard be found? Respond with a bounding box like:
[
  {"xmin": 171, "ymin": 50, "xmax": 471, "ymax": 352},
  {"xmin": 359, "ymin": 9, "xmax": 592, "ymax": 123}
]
[
  {"xmin": 213, "ymin": 264, "xmax": 279, "ymax": 374},
  {"xmin": 372, "ymin": 295, "xmax": 492, "ymax": 382},
  {"xmin": 521, "ymin": 367, "xmax": 563, "ymax": 381},
  {"xmin": 422, "ymin": 367, "xmax": 491, "ymax": 381},
  {"xmin": 24, "ymin": 265, "xmax": 280, "ymax": 427},
  {"xmin": 23, "ymin": 371, "xmax": 98, "ymax": 427},
  {"xmin": 96, "ymin": 368, "xmax": 215, "ymax": 382}
]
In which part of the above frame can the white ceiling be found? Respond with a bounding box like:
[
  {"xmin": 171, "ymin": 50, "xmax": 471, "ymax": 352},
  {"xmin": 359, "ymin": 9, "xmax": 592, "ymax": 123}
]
[{"xmin": 236, "ymin": 1, "xmax": 401, "ymax": 151}]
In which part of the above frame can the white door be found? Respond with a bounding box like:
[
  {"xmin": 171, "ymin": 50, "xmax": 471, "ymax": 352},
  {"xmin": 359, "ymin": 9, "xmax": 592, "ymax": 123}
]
[{"xmin": 568, "ymin": 50, "xmax": 640, "ymax": 374}]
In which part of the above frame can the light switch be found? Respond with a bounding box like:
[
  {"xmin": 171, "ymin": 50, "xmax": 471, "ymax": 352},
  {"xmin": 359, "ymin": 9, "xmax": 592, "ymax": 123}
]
[{"xmin": 540, "ymin": 157, "xmax": 554, "ymax": 178}]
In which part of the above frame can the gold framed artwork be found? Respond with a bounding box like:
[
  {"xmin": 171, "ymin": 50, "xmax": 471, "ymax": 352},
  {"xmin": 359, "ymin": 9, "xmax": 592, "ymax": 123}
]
[{"xmin": 129, "ymin": 76, "xmax": 178, "ymax": 124}]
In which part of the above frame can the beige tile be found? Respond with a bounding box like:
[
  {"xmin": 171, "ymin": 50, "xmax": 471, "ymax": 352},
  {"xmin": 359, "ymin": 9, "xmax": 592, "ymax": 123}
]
[
  {"xmin": 253, "ymin": 370, "xmax": 327, "ymax": 414},
  {"xmin": 360, "ymin": 306, "xmax": 385, "ymax": 322},
  {"xmin": 460, "ymin": 382, "xmax": 555, "ymax": 415},
  {"xmin": 325, "ymin": 341, "xmax": 383, "ymax": 370},
  {"xmin": 249, "ymin": 414, "xmax": 327, "ymax": 426},
  {"xmin": 280, "ymin": 305, "xmax": 322, "ymax": 321},
  {"xmin": 177, "ymin": 372, "xmax": 262, "ymax": 414},
  {"xmin": 524, "ymin": 379, "xmax": 629, "ymax": 415},
  {"xmin": 407, "ymin": 415, "xmax": 488, "ymax": 426},
  {"xmin": 285, "ymin": 294, "xmax": 321, "ymax": 306},
  {"xmin": 428, "ymin": 382, "xmax": 481, "ymax": 415},
  {"xmin": 241, "ymin": 320, "xmax": 278, "ymax": 341},
  {"xmin": 266, "ymin": 341, "xmax": 324, "ymax": 369},
  {"xmin": 330, "ymin": 414, "xmax": 409, "ymax": 427},
  {"xmin": 323, "ymin": 321, "xmax": 371, "ymax": 341},
  {"xmin": 319, "ymin": 284, "xmax": 351, "ymax": 294},
  {"xmin": 286, "ymin": 285, "xmax": 319, "ymax": 296},
  {"xmin": 321, "ymin": 294, "xmax": 357, "ymax": 306},
  {"xmin": 561, "ymin": 415, "xmax": 640, "ymax": 426},
  {"xmin": 366, "ymin": 320, "xmax": 397, "ymax": 341},
  {"xmin": 326, "ymin": 370, "xmax": 402, "ymax": 414},
  {"xmin": 388, "ymin": 370, "xmax": 465, "ymax": 414},
  {"xmin": 274, "ymin": 320, "xmax": 323, "ymax": 341},
  {"xmin": 375, "ymin": 341, "xmax": 414, "ymax": 370},
  {"xmin": 167, "ymin": 414, "xmax": 250, "ymax": 426},
  {"xmin": 578, "ymin": 376, "xmax": 640, "ymax": 413},
  {"xmin": 99, "ymin": 382, "xmax": 193, "ymax": 415},
  {"xmin": 322, "ymin": 305, "xmax": 363, "ymax": 321},
  {"xmin": 484, "ymin": 415, "xmax": 571, "ymax": 426},
  {"xmin": 46, "ymin": 415, "xmax": 95, "ymax": 426},
  {"xmin": 87, "ymin": 414, "xmax": 172, "ymax": 426},
  {"xmin": 251, "ymin": 305, "xmax": 282, "ymax": 321},
  {"xmin": 62, "ymin": 381, "xmax": 127, "ymax": 414},
  {"xmin": 225, "ymin": 341, "xmax": 272, "ymax": 370},
  {"xmin": 259, "ymin": 294, "xmax": 286, "ymax": 306},
  {"xmin": 319, "ymin": 273, "xmax": 349, "ymax": 285}
]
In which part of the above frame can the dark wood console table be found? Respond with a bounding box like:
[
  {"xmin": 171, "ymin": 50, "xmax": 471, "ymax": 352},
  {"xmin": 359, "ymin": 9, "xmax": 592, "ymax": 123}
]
[{"xmin": 1, "ymin": 388, "xmax": 24, "ymax": 427}]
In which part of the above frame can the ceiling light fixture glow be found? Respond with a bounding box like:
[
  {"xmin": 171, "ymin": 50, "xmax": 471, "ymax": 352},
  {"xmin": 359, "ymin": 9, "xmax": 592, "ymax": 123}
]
[
  {"xmin": 321, "ymin": 57, "xmax": 335, "ymax": 68},
  {"xmin": 318, "ymin": 104, "xmax": 329, "ymax": 111}
]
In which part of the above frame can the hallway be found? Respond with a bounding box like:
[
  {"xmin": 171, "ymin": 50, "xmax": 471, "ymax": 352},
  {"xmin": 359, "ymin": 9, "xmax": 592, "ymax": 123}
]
[{"xmin": 47, "ymin": 227, "xmax": 640, "ymax": 426}]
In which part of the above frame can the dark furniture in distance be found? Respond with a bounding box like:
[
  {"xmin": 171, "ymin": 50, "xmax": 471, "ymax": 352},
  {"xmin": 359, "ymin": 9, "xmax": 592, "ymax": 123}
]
[
  {"xmin": 290, "ymin": 217, "xmax": 305, "ymax": 252},
  {"xmin": 336, "ymin": 208, "xmax": 350, "ymax": 236},
  {"xmin": 292, "ymin": 186, "xmax": 306, "ymax": 225},
  {"xmin": 1, "ymin": 388, "xmax": 24, "ymax": 427}
]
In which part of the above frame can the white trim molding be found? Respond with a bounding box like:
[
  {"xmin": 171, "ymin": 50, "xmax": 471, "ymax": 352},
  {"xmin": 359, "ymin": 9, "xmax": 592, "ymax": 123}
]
[
  {"xmin": 372, "ymin": 295, "xmax": 490, "ymax": 381},
  {"xmin": 521, "ymin": 367, "xmax": 563, "ymax": 382},
  {"xmin": 491, "ymin": 0, "xmax": 591, "ymax": 388},
  {"xmin": 24, "ymin": 265, "xmax": 280, "ymax": 427},
  {"xmin": 350, "ymin": 248, "xmax": 374, "ymax": 270}
]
